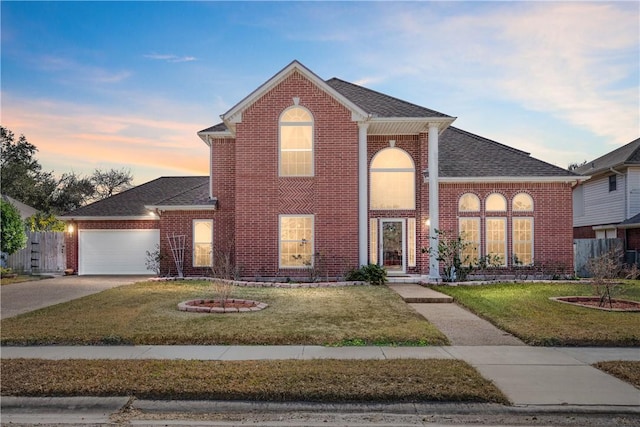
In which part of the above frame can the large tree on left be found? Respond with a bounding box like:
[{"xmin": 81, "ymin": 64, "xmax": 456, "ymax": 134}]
[{"xmin": 0, "ymin": 126, "xmax": 56, "ymax": 212}]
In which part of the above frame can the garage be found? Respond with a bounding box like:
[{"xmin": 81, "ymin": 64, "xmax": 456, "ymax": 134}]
[{"xmin": 78, "ymin": 229, "xmax": 160, "ymax": 275}]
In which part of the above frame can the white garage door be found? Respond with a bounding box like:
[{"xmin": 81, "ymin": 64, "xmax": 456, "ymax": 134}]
[{"xmin": 79, "ymin": 229, "xmax": 160, "ymax": 275}]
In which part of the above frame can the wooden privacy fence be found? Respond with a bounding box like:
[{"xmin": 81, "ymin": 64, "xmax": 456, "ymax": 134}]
[
  {"xmin": 6, "ymin": 231, "xmax": 66, "ymax": 274},
  {"xmin": 573, "ymin": 238, "xmax": 623, "ymax": 278}
]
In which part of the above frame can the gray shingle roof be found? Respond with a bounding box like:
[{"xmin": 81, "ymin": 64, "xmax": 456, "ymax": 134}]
[
  {"xmin": 439, "ymin": 127, "xmax": 576, "ymax": 178},
  {"xmin": 152, "ymin": 181, "xmax": 215, "ymax": 207},
  {"xmin": 575, "ymin": 138, "xmax": 640, "ymax": 176},
  {"xmin": 59, "ymin": 176, "xmax": 209, "ymax": 217},
  {"xmin": 325, "ymin": 78, "xmax": 451, "ymax": 118}
]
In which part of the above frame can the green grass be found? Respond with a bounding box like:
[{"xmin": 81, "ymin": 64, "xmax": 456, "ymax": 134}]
[
  {"xmin": 434, "ymin": 281, "xmax": 640, "ymax": 346},
  {"xmin": 593, "ymin": 361, "xmax": 640, "ymax": 389},
  {"xmin": 0, "ymin": 358, "xmax": 508, "ymax": 403},
  {"xmin": 0, "ymin": 280, "xmax": 448, "ymax": 346}
]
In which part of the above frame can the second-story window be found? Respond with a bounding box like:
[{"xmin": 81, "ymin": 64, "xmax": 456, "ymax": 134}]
[
  {"xmin": 279, "ymin": 106, "xmax": 313, "ymax": 177},
  {"xmin": 609, "ymin": 175, "xmax": 617, "ymax": 192}
]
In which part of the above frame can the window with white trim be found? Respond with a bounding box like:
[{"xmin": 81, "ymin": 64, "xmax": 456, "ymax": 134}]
[
  {"xmin": 486, "ymin": 217, "xmax": 507, "ymax": 266},
  {"xmin": 370, "ymin": 147, "xmax": 415, "ymax": 210},
  {"xmin": 459, "ymin": 217, "xmax": 480, "ymax": 264},
  {"xmin": 513, "ymin": 218, "xmax": 533, "ymax": 265},
  {"xmin": 370, "ymin": 218, "xmax": 378, "ymax": 264},
  {"xmin": 279, "ymin": 215, "xmax": 314, "ymax": 268},
  {"xmin": 193, "ymin": 219, "xmax": 213, "ymax": 267},
  {"xmin": 279, "ymin": 106, "xmax": 313, "ymax": 176},
  {"xmin": 407, "ymin": 218, "xmax": 416, "ymax": 267},
  {"xmin": 486, "ymin": 193, "xmax": 507, "ymax": 212},
  {"xmin": 512, "ymin": 193, "xmax": 533, "ymax": 211},
  {"xmin": 459, "ymin": 193, "xmax": 480, "ymax": 212}
]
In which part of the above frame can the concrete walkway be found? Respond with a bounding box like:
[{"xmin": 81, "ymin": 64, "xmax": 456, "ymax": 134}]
[{"xmin": 0, "ymin": 275, "xmax": 150, "ymax": 319}]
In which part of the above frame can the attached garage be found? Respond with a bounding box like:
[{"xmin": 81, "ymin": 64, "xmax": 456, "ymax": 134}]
[{"xmin": 78, "ymin": 229, "xmax": 160, "ymax": 275}]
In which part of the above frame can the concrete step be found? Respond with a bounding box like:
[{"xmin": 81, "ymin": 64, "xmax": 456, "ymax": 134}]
[{"xmin": 387, "ymin": 283, "xmax": 454, "ymax": 303}]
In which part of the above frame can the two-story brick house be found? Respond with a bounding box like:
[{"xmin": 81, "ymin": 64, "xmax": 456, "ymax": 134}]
[{"xmin": 62, "ymin": 61, "xmax": 579, "ymax": 279}]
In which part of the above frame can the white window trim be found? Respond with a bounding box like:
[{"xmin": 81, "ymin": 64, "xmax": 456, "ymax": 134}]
[
  {"xmin": 485, "ymin": 217, "xmax": 507, "ymax": 267},
  {"xmin": 278, "ymin": 106, "xmax": 314, "ymax": 177},
  {"xmin": 278, "ymin": 214, "xmax": 315, "ymax": 269},
  {"xmin": 192, "ymin": 219, "xmax": 213, "ymax": 268},
  {"xmin": 512, "ymin": 217, "xmax": 534, "ymax": 266}
]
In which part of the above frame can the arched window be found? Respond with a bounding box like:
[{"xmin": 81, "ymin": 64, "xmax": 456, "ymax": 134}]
[
  {"xmin": 279, "ymin": 106, "xmax": 313, "ymax": 176},
  {"xmin": 459, "ymin": 193, "xmax": 480, "ymax": 212},
  {"xmin": 370, "ymin": 147, "xmax": 415, "ymax": 210},
  {"xmin": 512, "ymin": 193, "xmax": 534, "ymax": 211},
  {"xmin": 486, "ymin": 193, "xmax": 507, "ymax": 211}
]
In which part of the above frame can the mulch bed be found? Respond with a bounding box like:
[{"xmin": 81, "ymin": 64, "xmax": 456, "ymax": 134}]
[{"xmin": 550, "ymin": 296, "xmax": 640, "ymax": 312}]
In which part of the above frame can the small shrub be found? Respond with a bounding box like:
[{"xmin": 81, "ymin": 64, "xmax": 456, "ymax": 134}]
[
  {"xmin": 345, "ymin": 264, "xmax": 387, "ymax": 285},
  {"xmin": 210, "ymin": 280, "xmax": 234, "ymax": 308},
  {"xmin": 145, "ymin": 244, "xmax": 163, "ymax": 276},
  {"xmin": 587, "ymin": 249, "xmax": 624, "ymax": 308},
  {"xmin": 210, "ymin": 240, "xmax": 241, "ymax": 280},
  {"xmin": 422, "ymin": 229, "xmax": 474, "ymax": 282}
]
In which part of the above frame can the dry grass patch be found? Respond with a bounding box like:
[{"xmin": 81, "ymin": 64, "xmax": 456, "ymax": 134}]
[
  {"xmin": 0, "ymin": 281, "xmax": 447, "ymax": 346},
  {"xmin": 434, "ymin": 282, "xmax": 640, "ymax": 346},
  {"xmin": 0, "ymin": 359, "xmax": 508, "ymax": 403},
  {"xmin": 1, "ymin": 275, "xmax": 50, "ymax": 286},
  {"xmin": 594, "ymin": 361, "xmax": 640, "ymax": 389}
]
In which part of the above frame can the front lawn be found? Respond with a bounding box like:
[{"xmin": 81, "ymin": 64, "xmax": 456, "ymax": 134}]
[
  {"xmin": 0, "ymin": 280, "xmax": 447, "ymax": 346},
  {"xmin": 434, "ymin": 282, "xmax": 640, "ymax": 346},
  {"xmin": 0, "ymin": 358, "xmax": 507, "ymax": 403}
]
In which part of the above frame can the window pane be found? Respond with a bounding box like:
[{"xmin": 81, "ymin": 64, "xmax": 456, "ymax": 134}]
[
  {"xmin": 486, "ymin": 218, "xmax": 506, "ymax": 266},
  {"xmin": 194, "ymin": 221, "xmax": 212, "ymax": 243},
  {"xmin": 512, "ymin": 193, "xmax": 533, "ymax": 211},
  {"xmin": 459, "ymin": 193, "xmax": 480, "ymax": 212},
  {"xmin": 370, "ymin": 218, "xmax": 378, "ymax": 265},
  {"xmin": 371, "ymin": 148, "xmax": 414, "ymax": 169},
  {"xmin": 513, "ymin": 218, "xmax": 533, "ymax": 265},
  {"xmin": 281, "ymin": 126, "xmax": 312, "ymax": 150},
  {"xmin": 193, "ymin": 219, "xmax": 213, "ymax": 267},
  {"xmin": 408, "ymin": 218, "xmax": 416, "ymax": 267},
  {"xmin": 486, "ymin": 193, "xmax": 507, "ymax": 211},
  {"xmin": 459, "ymin": 218, "xmax": 480, "ymax": 264},
  {"xmin": 281, "ymin": 107, "xmax": 312, "ymax": 122},
  {"xmin": 370, "ymin": 171, "xmax": 415, "ymax": 209},
  {"xmin": 279, "ymin": 216, "xmax": 314, "ymax": 268}
]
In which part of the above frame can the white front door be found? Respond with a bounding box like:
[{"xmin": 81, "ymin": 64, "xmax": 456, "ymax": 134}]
[{"xmin": 380, "ymin": 219, "xmax": 406, "ymax": 274}]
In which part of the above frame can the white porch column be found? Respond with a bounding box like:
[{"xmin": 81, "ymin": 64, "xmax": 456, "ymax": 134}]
[
  {"xmin": 358, "ymin": 122, "xmax": 369, "ymax": 266},
  {"xmin": 428, "ymin": 123, "xmax": 441, "ymax": 280}
]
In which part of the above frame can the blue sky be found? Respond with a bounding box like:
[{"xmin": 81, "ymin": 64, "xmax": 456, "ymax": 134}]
[{"xmin": 2, "ymin": 1, "xmax": 638, "ymax": 184}]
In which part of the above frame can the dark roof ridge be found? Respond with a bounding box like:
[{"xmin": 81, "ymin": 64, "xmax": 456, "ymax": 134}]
[{"xmin": 326, "ymin": 77, "xmax": 451, "ymax": 118}]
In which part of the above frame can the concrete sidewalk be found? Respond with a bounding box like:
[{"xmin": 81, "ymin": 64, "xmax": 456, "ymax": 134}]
[{"xmin": 3, "ymin": 345, "xmax": 639, "ymax": 408}]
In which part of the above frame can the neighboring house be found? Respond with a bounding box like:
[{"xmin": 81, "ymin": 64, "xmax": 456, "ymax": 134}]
[
  {"xmin": 573, "ymin": 138, "xmax": 640, "ymax": 251},
  {"xmin": 1, "ymin": 195, "xmax": 38, "ymax": 220},
  {"xmin": 62, "ymin": 60, "xmax": 580, "ymax": 279}
]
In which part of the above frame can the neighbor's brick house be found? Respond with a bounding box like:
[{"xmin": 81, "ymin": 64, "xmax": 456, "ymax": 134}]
[{"xmin": 62, "ymin": 61, "xmax": 580, "ymax": 279}]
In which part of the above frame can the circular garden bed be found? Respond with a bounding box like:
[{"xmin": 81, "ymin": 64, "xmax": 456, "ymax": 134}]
[
  {"xmin": 178, "ymin": 298, "xmax": 268, "ymax": 314},
  {"xmin": 550, "ymin": 296, "xmax": 640, "ymax": 312}
]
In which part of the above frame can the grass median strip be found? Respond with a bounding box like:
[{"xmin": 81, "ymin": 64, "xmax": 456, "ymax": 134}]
[
  {"xmin": 593, "ymin": 361, "xmax": 640, "ymax": 389},
  {"xmin": 433, "ymin": 282, "xmax": 640, "ymax": 346},
  {"xmin": 0, "ymin": 358, "xmax": 508, "ymax": 403},
  {"xmin": 0, "ymin": 281, "xmax": 447, "ymax": 346}
]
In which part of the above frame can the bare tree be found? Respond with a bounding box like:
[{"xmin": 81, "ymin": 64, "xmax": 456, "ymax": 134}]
[{"xmin": 90, "ymin": 168, "xmax": 133, "ymax": 201}]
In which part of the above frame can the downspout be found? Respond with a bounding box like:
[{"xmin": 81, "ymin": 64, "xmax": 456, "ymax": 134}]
[{"xmin": 208, "ymin": 136, "xmax": 214, "ymax": 200}]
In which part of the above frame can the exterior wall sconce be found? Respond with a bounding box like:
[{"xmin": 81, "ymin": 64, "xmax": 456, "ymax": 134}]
[
  {"xmin": 425, "ymin": 217, "xmax": 431, "ymax": 227},
  {"xmin": 67, "ymin": 224, "xmax": 74, "ymax": 234}
]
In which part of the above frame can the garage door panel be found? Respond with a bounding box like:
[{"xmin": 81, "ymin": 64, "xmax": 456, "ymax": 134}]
[{"xmin": 79, "ymin": 230, "xmax": 160, "ymax": 275}]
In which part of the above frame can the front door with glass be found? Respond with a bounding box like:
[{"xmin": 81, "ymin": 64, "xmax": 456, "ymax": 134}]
[{"xmin": 380, "ymin": 219, "xmax": 405, "ymax": 274}]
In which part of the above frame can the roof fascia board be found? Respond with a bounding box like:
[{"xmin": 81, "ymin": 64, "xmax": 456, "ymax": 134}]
[
  {"xmin": 592, "ymin": 224, "xmax": 619, "ymax": 230},
  {"xmin": 197, "ymin": 130, "xmax": 234, "ymax": 146},
  {"xmin": 145, "ymin": 205, "xmax": 217, "ymax": 211},
  {"xmin": 369, "ymin": 117, "xmax": 456, "ymax": 132},
  {"xmin": 436, "ymin": 176, "xmax": 588, "ymax": 184},
  {"xmin": 58, "ymin": 216, "xmax": 157, "ymax": 221},
  {"xmin": 221, "ymin": 60, "xmax": 369, "ymax": 131}
]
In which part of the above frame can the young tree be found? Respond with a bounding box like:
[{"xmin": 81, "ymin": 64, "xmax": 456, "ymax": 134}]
[
  {"xmin": 25, "ymin": 212, "xmax": 66, "ymax": 232},
  {"xmin": 1, "ymin": 199, "xmax": 27, "ymax": 255},
  {"xmin": 50, "ymin": 172, "xmax": 96, "ymax": 214},
  {"xmin": 90, "ymin": 168, "xmax": 133, "ymax": 201}
]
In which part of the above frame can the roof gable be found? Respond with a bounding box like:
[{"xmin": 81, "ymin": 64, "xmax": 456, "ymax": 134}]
[
  {"xmin": 220, "ymin": 60, "xmax": 369, "ymax": 135},
  {"xmin": 576, "ymin": 137, "xmax": 640, "ymax": 176}
]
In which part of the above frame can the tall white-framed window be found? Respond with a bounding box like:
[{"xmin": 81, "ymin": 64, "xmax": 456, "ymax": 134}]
[
  {"xmin": 370, "ymin": 147, "xmax": 415, "ymax": 210},
  {"xmin": 370, "ymin": 218, "xmax": 378, "ymax": 264},
  {"xmin": 459, "ymin": 217, "xmax": 480, "ymax": 264},
  {"xmin": 513, "ymin": 217, "xmax": 533, "ymax": 266},
  {"xmin": 279, "ymin": 106, "xmax": 313, "ymax": 177},
  {"xmin": 279, "ymin": 215, "xmax": 314, "ymax": 268},
  {"xmin": 486, "ymin": 217, "xmax": 507, "ymax": 266},
  {"xmin": 193, "ymin": 219, "xmax": 213, "ymax": 267},
  {"xmin": 407, "ymin": 218, "xmax": 416, "ymax": 267}
]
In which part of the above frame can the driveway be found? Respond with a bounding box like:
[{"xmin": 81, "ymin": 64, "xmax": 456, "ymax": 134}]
[{"xmin": 1, "ymin": 276, "xmax": 149, "ymax": 319}]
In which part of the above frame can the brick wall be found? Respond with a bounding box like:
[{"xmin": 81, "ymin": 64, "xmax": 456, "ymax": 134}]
[
  {"xmin": 233, "ymin": 70, "xmax": 359, "ymax": 279},
  {"xmin": 573, "ymin": 225, "xmax": 595, "ymax": 239}
]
